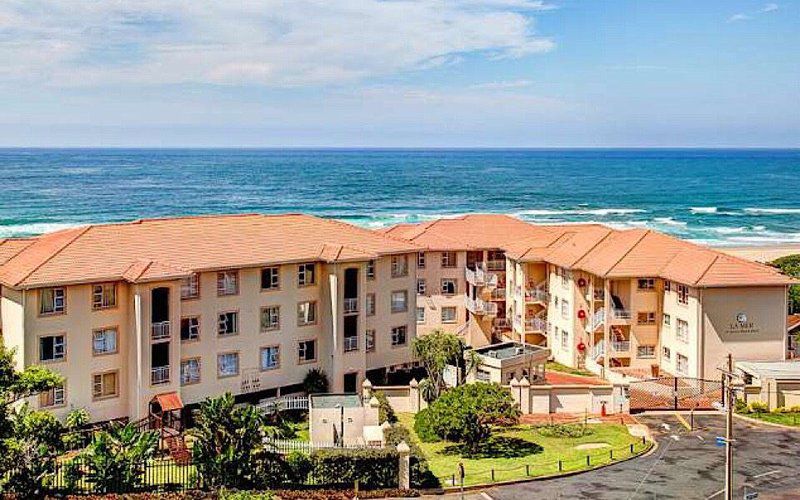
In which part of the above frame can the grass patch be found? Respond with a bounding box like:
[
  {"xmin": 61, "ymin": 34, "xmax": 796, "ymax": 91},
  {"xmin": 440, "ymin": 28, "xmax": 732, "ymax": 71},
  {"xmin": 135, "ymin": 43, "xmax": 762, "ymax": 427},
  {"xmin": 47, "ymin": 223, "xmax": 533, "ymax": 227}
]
[
  {"xmin": 397, "ymin": 414, "xmax": 646, "ymax": 487},
  {"xmin": 546, "ymin": 361, "xmax": 595, "ymax": 378},
  {"xmin": 741, "ymin": 411, "xmax": 800, "ymax": 426},
  {"xmin": 291, "ymin": 420, "xmax": 310, "ymax": 441}
]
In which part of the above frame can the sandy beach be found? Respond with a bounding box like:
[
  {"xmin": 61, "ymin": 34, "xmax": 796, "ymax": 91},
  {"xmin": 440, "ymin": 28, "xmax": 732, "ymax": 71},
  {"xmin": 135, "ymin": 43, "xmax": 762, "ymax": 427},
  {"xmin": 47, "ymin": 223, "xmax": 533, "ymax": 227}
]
[{"xmin": 714, "ymin": 244, "xmax": 800, "ymax": 263}]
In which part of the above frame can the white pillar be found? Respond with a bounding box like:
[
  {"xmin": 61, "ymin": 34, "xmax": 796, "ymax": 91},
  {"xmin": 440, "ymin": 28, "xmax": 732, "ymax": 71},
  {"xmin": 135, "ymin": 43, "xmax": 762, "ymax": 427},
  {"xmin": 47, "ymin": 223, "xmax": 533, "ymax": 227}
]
[
  {"xmin": 397, "ymin": 441, "xmax": 411, "ymax": 490},
  {"xmin": 409, "ymin": 378, "xmax": 420, "ymax": 413},
  {"xmin": 329, "ymin": 273, "xmax": 339, "ymax": 390},
  {"xmin": 133, "ymin": 287, "xmax": 144, "ymax": 420}
]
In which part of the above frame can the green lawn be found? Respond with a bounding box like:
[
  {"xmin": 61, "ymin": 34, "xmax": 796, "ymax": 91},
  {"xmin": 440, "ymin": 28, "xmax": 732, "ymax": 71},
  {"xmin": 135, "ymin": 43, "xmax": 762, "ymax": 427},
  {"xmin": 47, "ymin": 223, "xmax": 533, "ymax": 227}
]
[
  {"xmin": 398, "ymin": 413, "xmax": 648, "ymax": 487},
  {"xmin": 290, "ymin": 420, "xmax": 310, "ymax": 441},
  {"xmin": 741, "ymin": 411, "xmax": 800, "ymax": 426},
  {"xmin": 545, "ymin": 361, "xmax": 595, "ymax": 378}
]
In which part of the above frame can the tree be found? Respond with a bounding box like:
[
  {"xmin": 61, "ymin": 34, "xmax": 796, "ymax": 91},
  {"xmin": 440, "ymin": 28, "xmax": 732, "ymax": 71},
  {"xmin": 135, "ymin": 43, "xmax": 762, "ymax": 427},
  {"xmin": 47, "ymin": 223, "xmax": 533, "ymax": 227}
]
[
  {"xmin": 771, "ymin": 254, "xmax": 800, "ymax": 313},
  {"xmin": 411, "ymin": 329, "xmax": 464, "ymax": 401},
  {"xmin": 76, "ymin": 422, "xmax": 159, "ymax": 493},
  {"xmin": 190, "ymin": 393, "xmax": 267, "ymax": 489},
  {"xmin": 302, "ymin": 368, "xmax": 329, "ymax": 394},
  {"xmin": 416, "ymin": 383, "xmax": 520, "ymax": 454}
]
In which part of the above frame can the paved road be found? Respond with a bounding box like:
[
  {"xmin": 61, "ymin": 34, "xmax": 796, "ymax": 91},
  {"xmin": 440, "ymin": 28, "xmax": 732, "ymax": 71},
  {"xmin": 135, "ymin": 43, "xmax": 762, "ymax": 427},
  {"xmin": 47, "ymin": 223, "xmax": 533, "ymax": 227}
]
[{"xmin": 446, "ymin": 414, "xmax": 800, "ymax": 499}]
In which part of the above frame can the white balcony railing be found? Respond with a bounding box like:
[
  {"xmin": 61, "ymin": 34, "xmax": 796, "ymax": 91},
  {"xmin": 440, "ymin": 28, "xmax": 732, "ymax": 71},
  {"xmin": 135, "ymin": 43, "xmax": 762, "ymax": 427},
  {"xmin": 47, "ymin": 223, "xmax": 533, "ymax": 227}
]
[
  {"xmin": 589, "ymin": 308, "xmax": 605, "ymax": 332},
  {"xmin": 493, "ymin": 317, "xmax": 510, "ymax": 329},
  {"xmin": 464, "ymin": 296, "xmax": 498, "ymax": 316},
  {"xmin": 486, "ymin": 260, "xmax": 506, "ymax": 271},
  {"xmin": 344, "ymin": 335, "xmax": 359, "ymax": 352},
  {"xmin": 151, "ymin": 365, "xmax": 170, "ymax": 385},
  {"xmin": 465, "ymin": 265, "xmax": 499, "ymax": 289},
  {"xmin": 490, "ymin": 288, "xmax": 506, "ymax": 300},
  {"xmin": 525, "ymin": 317, "xmax": 548, "ymax": 332},
  {"xmin": 612, "ymin": 308, "xmax": 632, "ymax": 321},
  {"xmin": 525, "ymin": 287, "xmax": 549, "ymax": 303},
  {"xmin": 343, "ymin": 297, "xmax": 358, "ymax": 314},
  {"xmin": 592, "ymin": 340, "xmax": 605, "ymax": 360},
  {"xmin": 151, "ymin": 321, "xmax": 171, "ymax": 341},
  {"xmin": 611, "ymin": 340, "xmax": 631, "ymax": 352}
]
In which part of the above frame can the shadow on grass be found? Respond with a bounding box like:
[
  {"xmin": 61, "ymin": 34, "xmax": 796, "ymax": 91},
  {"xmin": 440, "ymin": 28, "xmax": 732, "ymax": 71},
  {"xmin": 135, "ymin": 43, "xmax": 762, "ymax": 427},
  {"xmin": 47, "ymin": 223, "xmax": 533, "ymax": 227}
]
[{"xmin": 441, "ymin": 436, "xmax": 544, "ymax": 459}]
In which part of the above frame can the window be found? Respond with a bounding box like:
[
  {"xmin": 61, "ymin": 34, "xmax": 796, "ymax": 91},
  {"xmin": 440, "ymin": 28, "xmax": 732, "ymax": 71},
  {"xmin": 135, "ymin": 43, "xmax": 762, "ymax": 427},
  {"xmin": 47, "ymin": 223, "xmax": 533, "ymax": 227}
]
[
  {"xmin": 261, "ymin": 267, "xmax": 280, "ymax": 290},
  {"xmin": 366, "ymin": 329, "xmax": 376, "ymax": 352},
  {"xmin": 92, "ymin": 371, "xmax": 118, "ymax": 399},
  {"xmin": 298, "ymin": 263, "xmax": 316, "ymax": 286},
  {"xmin": 417, "ymin": 252, "xmax": 426, "ymax": 269},
  {"xmin": 181, "ymin": 358, "xmax": 201, "ymax": 385},
  {"xmin": 417, "ymin": 279, "xmax": 426, "ymax": 295},
  {"xmin": 391, "ymin": 291, "xmax": 408, "ymax": 313},
  {"xmin": 637, "ymin": 311, "xmax": 657, "ymax": 325},
  {"xmin": 39, "ymin": 334, "xmax": 65, "ymax": 362},
  {"xmin": 298, "ymin": 340, "xmax": 317, "ymax": 363},
  {"xmin": 664, "ymin": 281, "xmax": 671, "ymax": 292},
  {"xmin": 416, "ymin": 307, "xmax": 425, "ymax": 323},
  {"xmin": 441, "ymin": 306, "xmax": 457, "ymax": 323},
  {"xmin": 441, "ymin": 252, "xmax": 457, "ymax": 268},
  {"xmin": 676, "ymin": 353, "xmax": 689, "ymax": 375},
  {"xmin": 92, "ymin": 283, "xmax": 117, "ymax": 309},
  {"xmin": 217, "ymin": 352, "xmax": 239, "ymax": 377},
  {"xmin": 637, "ymin": 278, "xmax": 655, "ymax": 290},
  {"xmin": 677, "ymin": 284, "xmax": 689, "ymax": 305},
  {"xmin": 297, "ymin": 301, "xmax": 317, "ymax": 326},
  {"xmin": 561, "ymin": 329, "xmax": 569, "ymax": 349},
  {"xmin": 663, "ymin": 313, "xmax": 671, "ymax": 326},
  {"xmin": 366, "ymin": 260, "xmax": 375, "ymax": 280},
  {"xmin": 260, "ymin": 306, "xmax": 280, "ymax": 332},
  {"xmin": 391, "ymin": 326, "xmax": 408, "ymax": 346},
  {"xmin": 561, "ymin": 299, "xmax": 569, "ymax": 319},
  {"xmin": 92, "ymin": 327, "xmax": 118, "ymax": 355},
  {"xmin": 662, "ymin": 346, "xmax": 671, "ymax": 360},
  {"xmin": 260, "ymin": 346, "xmax": 280, "ymax": 371},
  {"xmin": 218, "ymin": 311, "xmax": 238, "ymax": 336},
  {"xmin": 217, "ymin": 271, "xmax": 239, "ymax": 296},
  {"xmin": 637, "ymin": 345, "xmax": 656, "ymax": 358},
  {"xmin": 554, "ymin": 296, "xmax": 559, "ymax": 307},
  {"xmin": 391, "ymin": 255, "xmax": 408, "ymax": 277},
  {"xmin": 181, "ymin": 274, "xmax": 200, "ymax": 299},
  {"xmin": 40, "ymin": 383, "xmax": 65, "ymax": 408},
  {"xmin": 441, "ymin": 278, "xmax": 457, "ymax": 296},
  {"xmin": 676, "ymin": 319, "xmax": 689, "ymax": 343},
  {"xmin": 39, "ymin": 287, "xmax": 65, "ymax": 315},
  {"xmin": 366, "ymin": 293, "xmax": 376, "ymax": 316},
  {"xmin": 181, "ymin": 317, "xmax": 200, "ymax": 341}
]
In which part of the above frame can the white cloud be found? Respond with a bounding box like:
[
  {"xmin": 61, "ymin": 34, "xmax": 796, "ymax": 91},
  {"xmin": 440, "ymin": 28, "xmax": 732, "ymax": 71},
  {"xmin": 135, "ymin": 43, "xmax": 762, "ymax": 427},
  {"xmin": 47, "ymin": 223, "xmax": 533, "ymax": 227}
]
[
  {"xmin": 470, "ymin": 79, "xmax": 533, "ymax": 89},
  {"xmin": 0, "ymin": 0, "xmax": 556, "ymax": 88},
  {"xmin": 727, "ymin": 13, "xmax": 752, "ymax": 22},
  {"xmin": 761, "ymin": 3, "xmax": 779, "ymax": 12}
]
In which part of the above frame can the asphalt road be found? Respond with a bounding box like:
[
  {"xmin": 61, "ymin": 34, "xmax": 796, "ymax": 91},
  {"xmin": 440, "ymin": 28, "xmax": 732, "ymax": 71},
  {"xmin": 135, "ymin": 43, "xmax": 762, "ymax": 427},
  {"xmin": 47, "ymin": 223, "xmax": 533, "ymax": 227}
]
[{"xmin": 446, "ymin": 414, "xmax": 800, "ymax": 500}]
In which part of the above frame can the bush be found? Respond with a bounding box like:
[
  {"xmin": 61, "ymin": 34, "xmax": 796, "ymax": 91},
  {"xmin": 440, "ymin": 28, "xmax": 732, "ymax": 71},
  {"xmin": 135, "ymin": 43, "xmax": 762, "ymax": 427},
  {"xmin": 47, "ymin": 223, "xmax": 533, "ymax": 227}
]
[
  {"xmin": 734, "ymin": 398, "xmax": 749, "ymax": 414},
  {"xmin": 309, "ymin": 448, "xmax": 398, "ymax": 489},
  {"xmin": 412, "ymin": 408, "xmax": 439, "ymax": 443},
  {"xmin": 749, "ymin": 401, "xmax": 769, "ymax": 414},
  {"xmin": 773, "ymin": 406, "xmax": 789, "ymax": 414},
  {"xmin": 536, "ymin": 423, "xmax": 592, "ymax": 438},
  {"xmin": 374, "ymin": 391, "xmax": 397, "ymax": 424},
  {"xmin": 303, "ymin": 368, "xmax": 330, "ymax": 395},
  {"xmin": 383, "ymin": 422, "xmax": 439, "ymax": 488},
  {"xmin": 790, "ymin": 406, "xmax": 800, "ymax": 413}
]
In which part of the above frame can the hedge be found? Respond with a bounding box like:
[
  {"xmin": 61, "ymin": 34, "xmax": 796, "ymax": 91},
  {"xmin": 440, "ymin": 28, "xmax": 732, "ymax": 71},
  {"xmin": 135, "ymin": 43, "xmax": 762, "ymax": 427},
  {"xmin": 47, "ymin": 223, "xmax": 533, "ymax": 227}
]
[
  {"xmin": 384, "ymin": 422, "xmax": 440, "ymax": 488},
  {"xmin": 309, "ymin": 448, "xmax": 398, "ymax": 489}
]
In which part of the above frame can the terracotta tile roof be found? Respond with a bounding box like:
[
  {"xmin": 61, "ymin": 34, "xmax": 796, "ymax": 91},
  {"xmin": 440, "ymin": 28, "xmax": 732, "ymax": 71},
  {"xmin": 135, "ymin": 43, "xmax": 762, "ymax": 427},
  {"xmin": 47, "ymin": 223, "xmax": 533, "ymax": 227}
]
[
  {"xmin": 789, "ymin": 314, "xmax": 800, "ymax": 333},
  {"xmin": 0, "ymin": 238, "xmax": 37, "ymax": 266},
  {"xmin": 0, "ymin": 214, "xmax": 419, "ymax": 288},
  {"xmin": 383, "ymin": 214, "xmax": 797, "ymax": 288}
]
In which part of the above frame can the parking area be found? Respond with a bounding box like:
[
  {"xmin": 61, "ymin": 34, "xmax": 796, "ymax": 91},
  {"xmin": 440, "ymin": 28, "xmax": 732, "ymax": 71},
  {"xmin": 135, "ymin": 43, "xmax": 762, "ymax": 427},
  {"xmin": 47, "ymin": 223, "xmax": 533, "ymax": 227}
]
[{"xmin": 446, "ymin": 413, "xmax": 800, "ymax": 499}]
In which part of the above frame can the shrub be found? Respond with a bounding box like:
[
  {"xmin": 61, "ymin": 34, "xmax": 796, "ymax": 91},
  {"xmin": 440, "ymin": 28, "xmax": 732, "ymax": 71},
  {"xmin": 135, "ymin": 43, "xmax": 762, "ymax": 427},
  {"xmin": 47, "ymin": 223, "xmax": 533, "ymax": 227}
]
[
  {"xmin": 773, "ymin": 406, "xmax": 789, "ymax": 414},
  {"xmin": 733, "ymin": 398, "xmax": 749, "ymax": 414},
  {"xmin": 309, "ymin": 448, "xmax": 398, "ymax": 489},
  {"xmin": 374, "ymin": 391, "xmax": 397, "ymax": 424},
  {"xmin": 303, "ymin": 368, "xmax": 330, "ymax": 395},
  {"xmin": 536, "ymin": 423, "xmax": 592, "ymax": 438},
  {"xmin": 412, "ymin": 408, "xmax": 439, "ymax": 443},
  {"xmin": 790, "ymin": 406, "xmax": 800, "ymax": 413},
  {"xmin": 77, "ymin": 422, "xmax": 160, "ymax": 493},
  {"xmin": 749, "ymin": 401, "xmax": 769, "ymax": 414},
  {"xmin": 383, "ymin": 422, "xmax": 439, "ymax": 488}
]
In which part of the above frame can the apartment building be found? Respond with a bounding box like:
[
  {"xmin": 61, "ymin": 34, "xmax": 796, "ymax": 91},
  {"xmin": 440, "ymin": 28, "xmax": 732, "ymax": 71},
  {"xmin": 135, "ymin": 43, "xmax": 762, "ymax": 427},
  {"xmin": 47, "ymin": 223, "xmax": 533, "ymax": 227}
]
[
  {"xmin": 0, "ymin": 214, "xmax": 419, "ymax": 422},
  {"xmin": 384, "ymin": 215, "xmax": 796, "ymax": 381}
]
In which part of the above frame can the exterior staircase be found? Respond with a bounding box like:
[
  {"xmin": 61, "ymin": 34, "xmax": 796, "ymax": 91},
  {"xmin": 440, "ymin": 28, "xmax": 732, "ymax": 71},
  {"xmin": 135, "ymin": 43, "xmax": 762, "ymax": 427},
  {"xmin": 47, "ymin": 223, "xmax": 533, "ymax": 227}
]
[{"xmin": 164, "ymin": 433, "xmax": 191, "ymax": 464}]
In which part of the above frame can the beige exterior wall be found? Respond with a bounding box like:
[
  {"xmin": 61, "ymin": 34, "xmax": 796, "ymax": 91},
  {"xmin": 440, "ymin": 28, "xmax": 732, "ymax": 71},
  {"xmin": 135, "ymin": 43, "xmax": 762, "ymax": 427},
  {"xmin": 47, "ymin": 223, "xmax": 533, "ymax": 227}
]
[
  {"xmin": 414, "ymin": 251, "xmax": 466, "ymax": 337},
  {"xmin": 547, "ymin": 265, "xmax": 578, "ymax": 367},
  {"xmin": 1, "ymin": 286, "xmax": 26, "ymax": 370},
  {"xmin": 659, "ymin": 282, "xmax": 702, "ymax": 378}
]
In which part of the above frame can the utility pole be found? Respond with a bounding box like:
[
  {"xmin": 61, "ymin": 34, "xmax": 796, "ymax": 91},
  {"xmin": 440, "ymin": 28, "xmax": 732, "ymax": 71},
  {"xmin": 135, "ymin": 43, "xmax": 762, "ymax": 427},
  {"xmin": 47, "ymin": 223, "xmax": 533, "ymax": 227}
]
[{"xmin": 724, "ymin": 353, "xmax": 734, "ymax": 500}]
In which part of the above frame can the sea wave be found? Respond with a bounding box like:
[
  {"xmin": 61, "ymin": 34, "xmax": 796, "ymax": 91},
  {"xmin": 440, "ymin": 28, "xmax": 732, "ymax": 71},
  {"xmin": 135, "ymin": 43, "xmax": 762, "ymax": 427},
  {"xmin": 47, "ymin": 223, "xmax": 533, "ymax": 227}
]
[
  {"xmin": 689, "ymin": 207, "xmax": 717, "ymax": 214},
  {"xmin": 514, "ymin": 208, "xmax": 646, "ymax": 217},
  {"xmin": 0, "ymin": 222, "xmax": 81, "ymax": 238},
  {"xmin": 743, "ymin": 208, "xmax": 800, "ymax": 215},
  {"xmin": 653, "ymin": 217, "xmax": 687, "ymax": 227}
]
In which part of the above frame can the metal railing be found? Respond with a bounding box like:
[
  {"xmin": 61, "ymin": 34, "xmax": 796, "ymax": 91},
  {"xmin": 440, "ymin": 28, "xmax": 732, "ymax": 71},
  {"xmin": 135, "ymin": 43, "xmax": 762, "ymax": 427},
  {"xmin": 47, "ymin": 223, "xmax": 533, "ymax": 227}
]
[
  {"xmin": 611, "ymin": 340, "xmax": 631, "ymax": 352},
  {"xmin": 151, "ymin": 365, "xmax": 170, "ymax": 385},
  {"xmin": 525, "ymin": 287, "xmax": 549, "ymax": 303},
  {"xmin": 343, "ymin": 297, "xmax": 358, "ymax": 314},
  {"xmin": 486, "ymin": 259, "xmax": 506, "ymax": 271},
  {"xmin": 464, "ymin": 296, "xmax": 498, "ymax": 316},
  {"xmin": 525, "ymin": 317, "xmax": 548, "ymax": 332},
  {"xmin": 151, "ymin": 321, "xmax": 171, "ymax": 340},
  {"xmin": 589, "ymin": 308, "xmax": 605, "ymax": 332},
  {"xmin": 612, "ymin": 308, "xmax": 632, "ymax": 321},
  {"xmin": 490, "ymin": 288, "xmax": 506, "ymax": 300},
  {"xmin": 592, "ymin": 340, "xmax": 605, "ymax": 359},
  {"xmin": 344, "ymin": 335, "xmax": 359, "ymax": 352},
  {"xmin": 258, "ymin": 395, "xmax": 310, "ymax": 413},
  {"xmin": 493, "ymin": 317, "xmax": 510, "ymax": 329}
]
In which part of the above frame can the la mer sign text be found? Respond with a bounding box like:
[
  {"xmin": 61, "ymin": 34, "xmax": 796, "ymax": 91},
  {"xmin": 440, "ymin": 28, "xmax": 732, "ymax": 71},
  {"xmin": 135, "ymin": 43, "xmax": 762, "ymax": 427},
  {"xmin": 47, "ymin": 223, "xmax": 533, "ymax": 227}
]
[{"xmin": 725, "ymin": 312, "xmax": 759, "ymax": 335}]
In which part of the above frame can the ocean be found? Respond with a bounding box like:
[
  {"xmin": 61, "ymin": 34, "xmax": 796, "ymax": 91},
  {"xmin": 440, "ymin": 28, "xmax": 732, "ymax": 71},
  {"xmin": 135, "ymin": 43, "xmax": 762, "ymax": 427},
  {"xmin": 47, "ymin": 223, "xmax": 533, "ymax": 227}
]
[{"xmin": 1, "ymin": 148, "xmax": 798, "ymax": 246}]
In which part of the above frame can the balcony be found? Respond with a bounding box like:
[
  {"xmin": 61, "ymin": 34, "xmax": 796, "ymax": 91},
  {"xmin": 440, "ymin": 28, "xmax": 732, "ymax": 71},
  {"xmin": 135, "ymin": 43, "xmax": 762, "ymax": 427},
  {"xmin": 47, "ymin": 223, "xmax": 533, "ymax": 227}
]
[
  {"xmin": 489, "ymin": 288, "xmax": 506, "ymax": 301},
  {"xmin": 151, "ymin": 365, "xmax": 170, "ymax": 385},
  {"xmin": 525, "ymin": 287, "xmax": 549, "ymax": 304},
  {"xmin": 465, "ymin": 265, "xmax": 499, "ymax": 288},
  {"xmin": 588, "ymin": 308, "xmax": 605, "ymax": 332},
  {"xmin": 586, "ymin": 288, "xmax": 605, "ymax": 302},
  {"xmin": 151, "ymin": 321, "xmax": 171, "ymax": 341},
  {"xmin": 612, "ymin": 308, "xmax": 632, "ymax": 322},
  {"xmin": 344, "ymin": 335, "xmax": 359, "ymax": 352},
  {"xmin": 524, "ymin": 317, "xmax": 548, "ymax": 332},
  {"xmin": 464, "ymin": 296, "xmax": 498, "ymax": 316},
  {"xmin": 592, "ymin": 340, "xmax": 605, "ymax": 360},
  {"xmin": 610, "ymin": 340, "xmax": 631, "ymax": 353},
  {"xmin": 343, "ymin": 297, "xmax": 358, "ymax": 314},
  {"xmin": 486, "ymin": 260, "xmax": 506, "ymax": 272},
  {"xmin": 493, "ymin": 317, "xmax": 510, "ymax": 329}
]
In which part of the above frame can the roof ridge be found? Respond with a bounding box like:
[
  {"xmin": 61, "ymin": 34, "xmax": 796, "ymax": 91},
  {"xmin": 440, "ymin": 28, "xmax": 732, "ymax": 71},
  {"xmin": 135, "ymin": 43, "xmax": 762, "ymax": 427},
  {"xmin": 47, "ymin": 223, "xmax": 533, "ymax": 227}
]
[
  {"xmin": 571, "ymin": 228, "xmax": 615, "ymax": 268},
  {"xmin": 604, "ymin": 229, "xmax": 651, "ymax": 277},
  {"xmin": 11, "ymin": 226, "xmax": 92, "ymax": 287},
  {"xmin": 694, "ymin": 254, "xmax": 720, "ymax": 286}
]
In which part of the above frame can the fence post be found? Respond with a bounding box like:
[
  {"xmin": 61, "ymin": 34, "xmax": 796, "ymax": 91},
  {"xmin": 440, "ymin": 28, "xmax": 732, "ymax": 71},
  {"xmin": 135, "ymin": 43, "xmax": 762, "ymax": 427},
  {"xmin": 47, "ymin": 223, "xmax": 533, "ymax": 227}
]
[
  {"xmin": 586, "ymin": 455, "xmax": 590, "ymax": 466},
  {"xmin": 610, "ymin": 449, "xmax": 614, "ymax": 460},
  {"xmin": 397, "ymin": 441, "xmax": 411, "ymax": 490},
  {"xmin": 526, "ymin": 464, "xmax": 530, "ymax": 476},
  {"xmin": 491, "ymin": 469, "xmax": 495, "ymax": 482},
  {"xmin": 558, "ymin": 459, "xmax": 562, "ymax": 472},
  {"xmin": 630, "ymin": 443, "xmax": 634, "ymax": 454},
  {"xmin": 409, "ymin": 379, "xmax": 420, "ymax": 413}
]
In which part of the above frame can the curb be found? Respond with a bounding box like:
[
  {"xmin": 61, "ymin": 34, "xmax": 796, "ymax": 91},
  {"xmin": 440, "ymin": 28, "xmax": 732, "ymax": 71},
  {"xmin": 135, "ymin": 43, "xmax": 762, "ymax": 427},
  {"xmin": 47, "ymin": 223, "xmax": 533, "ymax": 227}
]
[{"xmin": 733, "ymin": 412, "xmax": 800, "ymax": 431}]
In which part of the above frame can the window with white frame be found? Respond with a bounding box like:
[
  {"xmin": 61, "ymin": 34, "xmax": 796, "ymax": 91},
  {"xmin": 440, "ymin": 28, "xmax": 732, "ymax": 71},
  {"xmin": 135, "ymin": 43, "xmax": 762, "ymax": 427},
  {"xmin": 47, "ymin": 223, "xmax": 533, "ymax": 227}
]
[
  {"xmin": 181, "ymin": 317, "xmax": 200, "ymax": 341},
  {"xmin": 298, "ymin": 340, "xmax": 317, "ymax": 362},
  {"xmin": 92, "ymin": 283, "xmax": 117, "ymax": 310},
  {"xmin": 637, "ymin": 311, "xmax": 657, "ymax": 325},
  {"xmin": 676, "ymin": 319, "xmax": 689, "ymax": 343},
  {"xmin": 391, "ymin": 255, "xmax": 408, "ymax": 277},
  {"xmin": 663, "ymin": 313, "xmax": 671, "ymax": 326},
  {"xmin": 217, "ymin": 271, "xmax": 239, "ymax": 296},
  {"xmin": 218, "ymin": 311, "xmax": 238, "ymax": 336},
  {"xmin": 40, "ymin": 287, "xmax": 65, "ymax": 315},
  {"xmin": 664, "ymin": 280, "xmax": 671, "ymax": 292},
  {"xmin": 92, "ymin": 371, "xmax": 118, "ymax": 399},
  {"xmin": 416, "ymin": 307, "xmax": 425, "ymax": 323},
  {"xmin": 677, "ymin": 284, "xmax": 689, "ymax": 305},
  {"xmin": 40, "ymin": 334, "xmax": 65, "ymax": 362},
  {"xmin": 391, "ymin": 326, "xmax": 408, "ymax": 346},
  {"xmin": 181, "ymin": 358, "xmax": 200, "ymax": 385},
  {"xmin": 261, "ymin": 267, "xmax": 280, "ymax": 290},
  {"xmin": 366, "ymin": 260, "xmax": 375, "ymax": 280},
  {"xmin": 298, "ymin": 263, "xmax": 316, "ymax": 286},
  {"xmin": 662, "ymin": 346, "xmax": 671, "ymax": 360},
  {"xmin": 637, "ymin": 278, "xmax": 655, "ymax": 291},
  {"xmin": 637, "ymin": 345, "xmax": 656, "ymax": 358},
  {"xmin": 441, "ymin": 278, "xmax": 457, "ymax": 296},
  {"xmin": 441, "ymin": 306, "xmax": 457, "ymax": 323},
  {"xmin": 181, "ymin": 274, "xmax": 200, "ymax": 299},
  {"xmin": 260, "ymin": 306, "xmax": 280, "ymax": 332},
  {"xmin": 417, "ymin": 252, "xmax": 426, "ymax": 269},
  {"xmin": 561, "ymin": 328, "xmax": 569, "ymax": 349},
  {"xmin": 92, "ymin": 327, "xmax": 118, "ymax": 355},
  {"xmin": 40, "ymin": 383, "xmax": 65, "ymax": 408},
  {"xmin": 297, "ymin": 301, "xmax": 317, "ymax": 326},
  {"xmin": 366, "ymin": 293, "xmax": 376, "ymax": 316},
  {"xmin": 417, "ymin": 279, "xmax": 426, "ymax": 295},
  {"xmin": 391, "ymin": 290, "xmax": 408, "ymax": 313},
  {"xmin": 676, "ymin": 353, "xmax": 689, "ymax": 374},
  {"xmin": 217, "ymin": 352, "xmax": 239, "ymax": 377},
  {"xmin": 365, "ymin": 329, "xmax": 376, "ymax": 352},
  {"xmin": 561, "ymin": 299, "xmax": 569, "ymax": 319},
  {"xmin": 260, "ymin": 346, "xmax": 280, "ymax": 371},
  {"xmin": 441, "ymin": 252, "xmax": 457, "ymax": 268}
]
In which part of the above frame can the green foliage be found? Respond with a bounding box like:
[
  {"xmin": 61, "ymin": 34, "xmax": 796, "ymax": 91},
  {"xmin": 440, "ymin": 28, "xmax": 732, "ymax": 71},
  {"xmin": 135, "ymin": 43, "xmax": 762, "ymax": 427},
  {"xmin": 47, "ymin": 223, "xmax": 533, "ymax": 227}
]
[
  {"xmin": 76, "ymin": 422, "xmax": 159, "ymax": 493},
  {"xmin": 771, "ymin": 254, "xmax": 800, "ymax": 313},
  {"xmin": 62, "ymin": 408, "xmax": 92, "ymax": 450},
  {"xmin": 535, "ymin": 423, "xmax": 592, "ymax": 438},
  {"xmin": 749, "ymin": 401, "xmax": 769, "ymax": 414},
  {"xmin": 411, "ymin": 329, "xmax": 464, "ymax": 401},
  {"xmin": 383, "ymin": 421, "xmax": 439, "ymax": 488},
  {"xmin": 309, "ymin": 448, "xmax": 398, "ymax": 489},
  {"xmin": 219, "ymin": 490, "xmax": 276, "ymax": 500},
  {"xmin": 303, "ymin": 368, "xmax": 330, "ymax": 395},
  {"xmin": 412, "ymin": 408, "xmax": 439, "ymax": 443},
  {"xmin": 734, "ymin": 398, "xmax": 749, "ymax": 414},
  {"xmin": 190, "ymin": 393, "xmax": 267, "ymax": 489},
  {"xmin": 416, "ymin": 383, "xmax": 520, "ymax": 454},
  {"xmin": 374, "ymin": 391, "xmax": 397, "ymax": 424}
]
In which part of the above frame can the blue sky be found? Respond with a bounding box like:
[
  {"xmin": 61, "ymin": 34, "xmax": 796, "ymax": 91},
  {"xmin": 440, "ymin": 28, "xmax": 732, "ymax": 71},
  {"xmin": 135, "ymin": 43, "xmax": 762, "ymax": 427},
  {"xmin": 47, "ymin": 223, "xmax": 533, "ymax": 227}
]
[{"xmin": 0, "ymin": 0, "xmax": 797, "ymax": 147}]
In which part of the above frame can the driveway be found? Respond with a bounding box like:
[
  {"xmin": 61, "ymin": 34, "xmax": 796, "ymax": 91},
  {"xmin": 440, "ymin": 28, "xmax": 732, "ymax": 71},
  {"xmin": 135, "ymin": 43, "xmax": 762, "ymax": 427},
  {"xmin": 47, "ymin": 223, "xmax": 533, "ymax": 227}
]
[{"xmin": 442, "ymin": 414, "xmax": 800, "ymax": 499}]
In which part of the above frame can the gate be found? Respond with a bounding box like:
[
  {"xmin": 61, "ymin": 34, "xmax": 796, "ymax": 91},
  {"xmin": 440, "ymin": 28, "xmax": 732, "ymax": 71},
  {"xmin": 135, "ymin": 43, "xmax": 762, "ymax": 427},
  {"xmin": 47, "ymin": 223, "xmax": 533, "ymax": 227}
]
[{"xmin": 629, "ymin": 376, "xmax": 723, "ymax": 413}]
